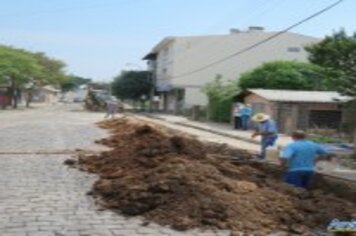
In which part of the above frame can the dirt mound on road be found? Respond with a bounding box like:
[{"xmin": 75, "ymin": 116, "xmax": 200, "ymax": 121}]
[{"xmin": 76, "ymin": 117, "xmax": 356, "ymax": 235}]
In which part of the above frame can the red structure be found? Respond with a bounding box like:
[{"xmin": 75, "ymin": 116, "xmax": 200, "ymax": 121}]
[{"xmin": 0, "ymin": 86, "xmax": 12, "ymax": 108}]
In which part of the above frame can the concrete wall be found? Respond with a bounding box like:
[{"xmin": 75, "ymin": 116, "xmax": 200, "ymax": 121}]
[
  {"xmin": 155, "ymin": 40, "xmax": 175, "ymax": 91},
  {"xmin": 184, "ymin": 87, "xmax": 208, "ymax": 108},
  {"xmin": 151, "ymin": 31, "xmax": 320, "ymax": 110},
  {"xmin": 171, "ymin": 32, "xmax": 319, "ymax": 107}
]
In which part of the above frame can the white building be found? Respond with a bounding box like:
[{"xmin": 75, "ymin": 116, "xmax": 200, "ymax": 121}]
[
  {"xmin": 31, "ymin": 85, "xmax": 60, "ymax": 104},
  {"xmin": 143, "ymin": 27, "xmax": 320, "ymax": 113}
]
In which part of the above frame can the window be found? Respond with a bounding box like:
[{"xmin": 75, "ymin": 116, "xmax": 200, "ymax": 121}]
[{"xmin": 287, "ymin": 47, "xmax": 301, "ymax": 53}]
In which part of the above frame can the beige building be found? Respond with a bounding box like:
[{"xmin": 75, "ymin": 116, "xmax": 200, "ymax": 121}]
[
  {"xmin": 143, "ymin": 27, "xmax": 320, "ymax": 113},
  {"xmin": 31, "ymin": 85, "xmax": 60, "ymax": 104}
]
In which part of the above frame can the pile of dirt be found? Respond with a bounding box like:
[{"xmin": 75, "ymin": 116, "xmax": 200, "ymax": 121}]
[{"xmin": 75, "ymin": 117, "xmax": 356, "ymax": 235}]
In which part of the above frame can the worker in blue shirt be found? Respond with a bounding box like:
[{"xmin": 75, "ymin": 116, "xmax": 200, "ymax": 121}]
[
  {"xmin": 232, "ymin": 103, "xmax": 242, "ymax": 130},
  {"xmin": 251, "ymin": 113, "xmax": 278, "ymax": 160},
  {"xmin": 240, "ymin": 104, "xmax": 253, "ymax": 130},
  {"xmin": 280, "ymin": 130, "xmax": 333, "ymax": 189}
]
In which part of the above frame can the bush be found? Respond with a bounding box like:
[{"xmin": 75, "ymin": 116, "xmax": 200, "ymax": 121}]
[
  {"xmin": 202, "ymin": 76, "xmax": 238, "ymax": 122},
  {"xmin": 238, "ymin": 61, "xmax": 329, "ymax": 91}
]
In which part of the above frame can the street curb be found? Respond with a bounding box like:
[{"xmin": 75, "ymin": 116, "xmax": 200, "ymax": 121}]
[{"xmin": 174, "ymin": 121, "xmax": 261, "ymax": 145}]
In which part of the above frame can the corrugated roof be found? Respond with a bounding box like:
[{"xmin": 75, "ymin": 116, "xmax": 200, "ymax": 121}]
[{"xmin": 249, "ymin": 89, "xmax": 351, "ymax": 103}]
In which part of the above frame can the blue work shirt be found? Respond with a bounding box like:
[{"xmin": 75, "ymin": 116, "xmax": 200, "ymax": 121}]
[
  {"xmin": 240, "ymin": 107, "xmax": 252, "ymax": 117},
  {"xmin": 281, "ymin": 140, "xmax": 327, "ymax": 171},
  {"xmin": 259, "ymin": 119, "xmax": 278, "ymax": 137}
]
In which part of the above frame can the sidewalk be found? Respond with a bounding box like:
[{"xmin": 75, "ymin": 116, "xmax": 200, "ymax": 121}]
[{"xmin": 146, "ymin": 113, "xmax": 292, "ymax": 149}]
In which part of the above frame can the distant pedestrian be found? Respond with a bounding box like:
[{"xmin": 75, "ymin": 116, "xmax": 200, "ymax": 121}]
[
  {"xmin": 251, "ymin": 113, "xmax": 278, "ymax": 160},
  {"xmin": 280, "ymin": 130, "xmax": 333, "ymax": 189},
  {"xmin": 105, "ymin": 99, "xmax": 118, "ymax": 119},
  {"xmin": 233, "ymin": 103, "xmax": 242, "ymax": 130},
  {"xmin": 240, "ymin": 104, "xmax": 252, "ymax": 130}
]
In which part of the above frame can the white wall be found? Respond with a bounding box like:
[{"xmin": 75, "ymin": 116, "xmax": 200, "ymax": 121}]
[
  {"xmin": 184, "ymin": 87, "xmax": 208, "ymax": 107},
  {"xmin": 155, "ymin": 41, "xmax": 174, "ymax": 89},
  {"xmin": 168, "ymin": 32, "xmax": 319, "ymax": 107}
]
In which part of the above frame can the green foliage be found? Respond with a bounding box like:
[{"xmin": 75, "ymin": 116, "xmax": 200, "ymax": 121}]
[
  {"xmin": 32, "ymin": 52, "xmax": 67, "ymax": 86},
  {"xmin": 0, "ymin": 44, "xmax": 70, "ymax": 108},
  {"xmin": 305, "ymin": 30, "xmax": 356, "ymax": 97},
  {"xmin": 203, "ymin": 76, "xmax": 238, "ymax": 122},
  {"xmin": 112, "ymin": 70, "xmax": 152, "ymax": 101},
  {"xmin": 0, "ymin": 45, "xmax": 68, "ymax": 87},
  {"xmin": 0, "ymin": 45, "xmax": 43, "ymax": 86},
  {"xmin": 60, "ymin": 75, "xmax": 92, "ymax": 92},
  {"xmin": 238, "ymin": 61, "xmax": 329, "ymax": 91}
]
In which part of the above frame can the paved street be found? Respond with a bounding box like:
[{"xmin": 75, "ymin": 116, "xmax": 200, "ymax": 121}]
[
  {"xmin": 0, "ymin": 104, "xmax": 232, "ymax": 236},
  {"xmin": 0, "ymin": 104, "xmax": 107, "ymax": 153}
]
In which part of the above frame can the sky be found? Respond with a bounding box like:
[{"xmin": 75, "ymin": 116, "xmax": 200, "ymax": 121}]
[{"xmin": 0, "ymin": 0, "xmax": 354, "ymax": 81}]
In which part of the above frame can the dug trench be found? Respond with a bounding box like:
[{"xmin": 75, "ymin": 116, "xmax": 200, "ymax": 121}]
[{"xmin": 65, "ymin": 117, "xmax": 356, "ymax": 235}]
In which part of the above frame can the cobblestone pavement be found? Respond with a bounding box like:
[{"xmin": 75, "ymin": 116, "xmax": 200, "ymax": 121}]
[
  {"xmin": 0, "ymin": 104, "xmax": 230, "ymax": 236},
  {"xmin": 0, "ymin": 104, "xmax": 108, "ymax": 153}
]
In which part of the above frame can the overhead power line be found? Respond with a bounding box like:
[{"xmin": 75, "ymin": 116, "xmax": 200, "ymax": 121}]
[{"xmin": 172, "ymin": 0, "xmax": 345, "ymax": 79}]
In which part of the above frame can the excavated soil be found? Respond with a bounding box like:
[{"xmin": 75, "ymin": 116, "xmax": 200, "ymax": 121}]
[{"xmin": 74, "ymin": 117, "xmax": 356, "ymax": 235}]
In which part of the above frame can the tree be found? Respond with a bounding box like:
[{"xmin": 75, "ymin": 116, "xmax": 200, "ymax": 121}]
[
  {"xmin": 0, "ymin": 46, "xmax": 43, "ymax": 108},
  {"xmin": 0, "ymin": 45, "xmax": 69, "ymax": 108},
  {"xmin": 32, "ymin": 52, "xmax": 67, "ymax": 86},
  {"xmin": 26, "ymin": 52, "xmax": 67, "ymax": 107},
  {"xmin": 112, "ymin": 70, "xmax": 152, "ymax": 102},
  {"xmin": 305, "ymin": 30, "xmax": 356, "ymax": 96},
  {"xmin": 60, "ymin": 75, "xmax": 92, "ymax": 92},
  {"xmin": 203, "ymin": 75, "xmax": 238, "ymax": 122},
  {"xmin": 306, "ymin": 30, "xmax": 356, "ymax": 151},
  {"xmin": 238, "ymin": 61, "xmax": 329, "ymax": 91}
]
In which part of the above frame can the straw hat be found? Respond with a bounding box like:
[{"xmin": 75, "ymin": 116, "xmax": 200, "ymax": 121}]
[{"xmin": 252, "ymin": 113, "xmax": 270, "ymax": 122}]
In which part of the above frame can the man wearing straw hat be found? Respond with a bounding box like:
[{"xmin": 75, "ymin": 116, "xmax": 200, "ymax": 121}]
[{"xmin": 251, "ymin": 113, "xmax": 278, "ymax": 160}]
